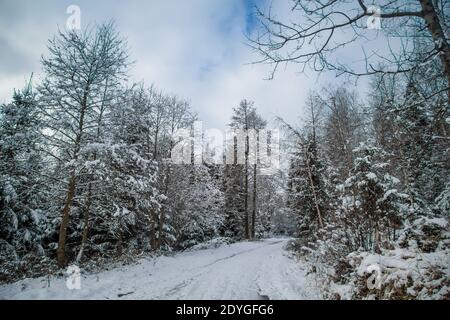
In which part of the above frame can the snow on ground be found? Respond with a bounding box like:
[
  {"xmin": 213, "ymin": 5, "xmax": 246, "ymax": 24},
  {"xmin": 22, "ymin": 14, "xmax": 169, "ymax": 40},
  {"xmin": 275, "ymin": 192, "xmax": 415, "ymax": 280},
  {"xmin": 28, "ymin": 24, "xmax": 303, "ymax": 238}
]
[{"xmin": 0, "ymin": 238, "xmax": 320, "ymax": 300}]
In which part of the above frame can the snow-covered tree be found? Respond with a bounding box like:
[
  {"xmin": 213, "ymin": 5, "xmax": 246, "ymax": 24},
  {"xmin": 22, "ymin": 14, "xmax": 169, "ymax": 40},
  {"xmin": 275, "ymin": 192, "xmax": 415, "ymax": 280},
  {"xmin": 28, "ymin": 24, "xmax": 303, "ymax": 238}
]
[
  {"xmin": 255, "ymin": 171, "xmax": 287, "ymax": 237},
  {"xmin": 287, "ymin": 133, "xmax": 328, "ymax": 241},
  {"xmin": 338, "ymin": 142, "xmax": 407, "ymax": 252},
  {"xmin": 0, "ymin": 82, "xmax": 47, "ymax": 270},
  {"xmin": 38, "ymin": 22, "xmax": 129, "ymax": 266},
  {"xmin": 320, "ymin": 87, "xmax": 365, "ymax": 181},
  {"xmin": 171, "ymin": 164, "xmax": 225, "ymax": 249},
  {"xmin": 222, "ymin": 163, "xmax": 246, "ymax": 238},
  {"xmin": 227, "ymin": 100, "xmax": 266, "ymax": 239}
]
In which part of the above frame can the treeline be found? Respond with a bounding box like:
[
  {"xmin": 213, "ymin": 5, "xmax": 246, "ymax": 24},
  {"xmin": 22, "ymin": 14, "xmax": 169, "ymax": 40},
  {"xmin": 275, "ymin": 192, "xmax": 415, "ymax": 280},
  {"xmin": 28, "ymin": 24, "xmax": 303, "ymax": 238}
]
[{"xmin": 0, "ymin": 23, "xmax": 287, "ymax": 281}]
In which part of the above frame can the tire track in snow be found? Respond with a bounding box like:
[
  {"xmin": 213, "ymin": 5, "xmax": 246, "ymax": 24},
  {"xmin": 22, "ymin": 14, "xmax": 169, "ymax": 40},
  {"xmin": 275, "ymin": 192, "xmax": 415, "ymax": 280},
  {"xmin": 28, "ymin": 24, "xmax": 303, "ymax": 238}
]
[{"xmin": 0, "ymin": 238, "xmax": 319, "ymax": 300}]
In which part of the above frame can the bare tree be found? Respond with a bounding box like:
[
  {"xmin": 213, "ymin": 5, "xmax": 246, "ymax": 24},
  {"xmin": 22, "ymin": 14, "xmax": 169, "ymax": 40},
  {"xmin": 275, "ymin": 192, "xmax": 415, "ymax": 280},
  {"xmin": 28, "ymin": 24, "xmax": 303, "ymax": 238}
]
[
  {"xmin": 319, "ymin": 86, "xmax": 365, "ymax": 180},
  {"xmin": 231, "ymin": 100, "xmax": 252, "ymax": 239},
  {"xmin": 279, "ymin": 115, "xmax": 325, "ymax": 230},
  {"xmin": 250, "ymin": 0, "xmax": 449, "ymax": 97},
  {"xmin": 39, "ymin": 23, "xmax": 129, "ymax": 266},
  {"xmin": 157, "ymin": 95, "xmax": 195, "ymax": 249},
  {"xmin": 230, "ymin": 100, "xmax": 267, "ymax": 239}
]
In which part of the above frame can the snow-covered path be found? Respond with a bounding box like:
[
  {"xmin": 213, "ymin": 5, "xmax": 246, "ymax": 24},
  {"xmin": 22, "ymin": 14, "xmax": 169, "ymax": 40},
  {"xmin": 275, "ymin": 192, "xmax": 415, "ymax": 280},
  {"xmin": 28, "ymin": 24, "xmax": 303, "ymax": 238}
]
[{"xmin": 0, "ymin": 238, "xmax": 320, "ymax": 300}]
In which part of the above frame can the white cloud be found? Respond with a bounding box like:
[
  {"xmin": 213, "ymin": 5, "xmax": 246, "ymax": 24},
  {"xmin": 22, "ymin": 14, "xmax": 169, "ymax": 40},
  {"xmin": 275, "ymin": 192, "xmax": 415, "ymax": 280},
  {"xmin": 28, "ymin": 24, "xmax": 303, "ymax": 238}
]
[{"xmin": 0, "ymin": 0, "xmax": 331, "ymax": 127}]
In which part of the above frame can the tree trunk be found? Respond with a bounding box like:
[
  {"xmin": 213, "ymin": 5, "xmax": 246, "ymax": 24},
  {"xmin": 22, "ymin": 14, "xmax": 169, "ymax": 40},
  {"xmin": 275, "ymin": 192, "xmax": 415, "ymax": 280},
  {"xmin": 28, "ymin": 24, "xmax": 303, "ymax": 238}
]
[
  {"xmin": 153, "ymin": 129, "xmax": 159, "ymax": 160},
  {"xmin": 305, "ymin": 153, "xmax": 324, "ymax": 229},
  {"xmin": 251, "ymin": 163, "xmax": 257, "ymax": 239},
  {"xmin": 419, "ymin": 0, "xmax": 450, "ymax": 100},
  {"xmin": 158, "ymin": 163, "xmax": 171, "ymax": 250},
  {"xmin": 150, "ymin": 211, "xmax": 157, "ymax": 250},
  {"xmin": 57, "ymin": 171, "xmax": 77, "ymax": 267},
  {"xmin": 57, "ymin": 87, "xmax": 88, "ymax": 267},
  {"xmin": 244, "ymin": 134, "xmax": 250, "ymax": 239},
  {"xmin": 374, "ymin": 222, "xmax": 381, "ymax": 254},
  {"xmin": 117, "ymin": 230, "xmax": 123, "ymax": 256},
  {"xmin": 76, "ymin": 182, "xmax": 92, "ymax": 263},
  {"xmin": 157, "ymin": 210, "xmax": 164, "ymax": 250}
]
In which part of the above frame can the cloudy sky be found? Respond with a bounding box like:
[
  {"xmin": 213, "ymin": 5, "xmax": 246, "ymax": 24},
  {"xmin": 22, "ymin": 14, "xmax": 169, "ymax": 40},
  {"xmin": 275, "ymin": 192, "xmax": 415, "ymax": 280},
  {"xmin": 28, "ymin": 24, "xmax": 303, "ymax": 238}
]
[{"xmin": 0, "ymin": 0, "xmax": 368, "ymax": 130}]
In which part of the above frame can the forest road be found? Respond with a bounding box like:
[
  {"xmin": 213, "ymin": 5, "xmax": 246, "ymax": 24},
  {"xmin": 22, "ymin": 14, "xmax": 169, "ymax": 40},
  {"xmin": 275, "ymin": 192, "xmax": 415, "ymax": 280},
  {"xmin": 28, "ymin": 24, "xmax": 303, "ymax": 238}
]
[{"xmin": 0, "ymin": 238, "xmax": 319, "ymax": 299}]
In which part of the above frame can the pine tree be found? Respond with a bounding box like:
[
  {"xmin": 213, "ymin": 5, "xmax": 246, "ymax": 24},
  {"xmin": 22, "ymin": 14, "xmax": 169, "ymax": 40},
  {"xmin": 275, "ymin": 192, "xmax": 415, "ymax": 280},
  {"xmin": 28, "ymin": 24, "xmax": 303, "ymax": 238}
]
[
  {"xmin": 0, "ymin": 81, "xmax": 47, "ymax": 277},
  {"xmin": 339, "ymin": 142, "xmax": 406, "ymax": 252},
  {"xmin": 287, "ymin": 133, "xmax": 327, "ymax": 241},
  {"xmin": 172, "ymin": 164, "xmax": 225, "ymax": 249},
  {"xmin": 255, "ymin": 172, "xmax": 287, "ymax": 237},
  {"xmin": 222, "ymin": 163, "xmax": 245, "ymax": 238}
]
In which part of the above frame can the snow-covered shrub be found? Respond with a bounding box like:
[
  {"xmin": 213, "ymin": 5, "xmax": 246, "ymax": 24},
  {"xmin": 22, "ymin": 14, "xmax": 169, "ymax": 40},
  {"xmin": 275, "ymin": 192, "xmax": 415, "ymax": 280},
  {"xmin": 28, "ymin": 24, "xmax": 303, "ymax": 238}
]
[
  {"xmin": 287, "ymin": 134, "xmax": 328, "ymax": 241},
  {"xmin": 171, "ymin": 164, "xmax": 225, "ymax": 249},
  {"xmin": 328, "ymin": 216, "xmax": 450, "ymax": 299},
  {"xmin": 187, "ymin": 237, "xmax": 234, "ymax": 251},
  {"xmin": 0, "ymin": 240, "xmax": 19, "ymax": 283},
  {"xmin": 336, "ymin": 142, "xmax": 408, "ymax": 253},
  {"xmin": 434, "ymin": 182, "xmax": 450, "ymax": 217},
  {"xmin": 0, "ymin": 84, "xmax": 50, "ymax": 281}
]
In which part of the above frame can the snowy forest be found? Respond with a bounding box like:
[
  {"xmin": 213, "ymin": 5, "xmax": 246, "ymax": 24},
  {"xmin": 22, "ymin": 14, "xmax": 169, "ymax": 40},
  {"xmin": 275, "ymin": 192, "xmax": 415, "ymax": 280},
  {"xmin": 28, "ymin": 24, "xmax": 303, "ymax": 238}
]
[{"xmin": 0, "ymin": 0, "xmax": 449, "ymax": 300}]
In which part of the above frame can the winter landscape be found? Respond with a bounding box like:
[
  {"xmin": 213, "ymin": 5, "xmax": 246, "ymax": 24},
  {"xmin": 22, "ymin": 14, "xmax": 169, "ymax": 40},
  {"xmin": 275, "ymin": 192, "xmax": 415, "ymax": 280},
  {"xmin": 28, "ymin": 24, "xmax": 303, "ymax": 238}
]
[{"xmin": 0, "ymin": 0, "xmax": 449, "ymax": 301}]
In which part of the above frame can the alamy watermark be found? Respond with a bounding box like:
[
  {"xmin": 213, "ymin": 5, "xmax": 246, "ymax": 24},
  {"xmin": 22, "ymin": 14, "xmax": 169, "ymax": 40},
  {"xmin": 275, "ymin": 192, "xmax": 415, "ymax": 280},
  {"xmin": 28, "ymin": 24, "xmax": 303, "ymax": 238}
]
[
  {"xmin": 66, "ymin": 5, "xmax": 81, "ymax": 30},
  {"xmin": 171, "ymin": 121, "xmax": 280, "ymax": 175},
  {"xmin": 366, "ymin": 6, "xmax": 381, "ymax": 30},
  {"xmin": 66, "ymin": 265, "xmax": 81, "ymax": 290},
  {"xmin": 366, "ymin": 264, "xmax": 382, "ymax": 290}
]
